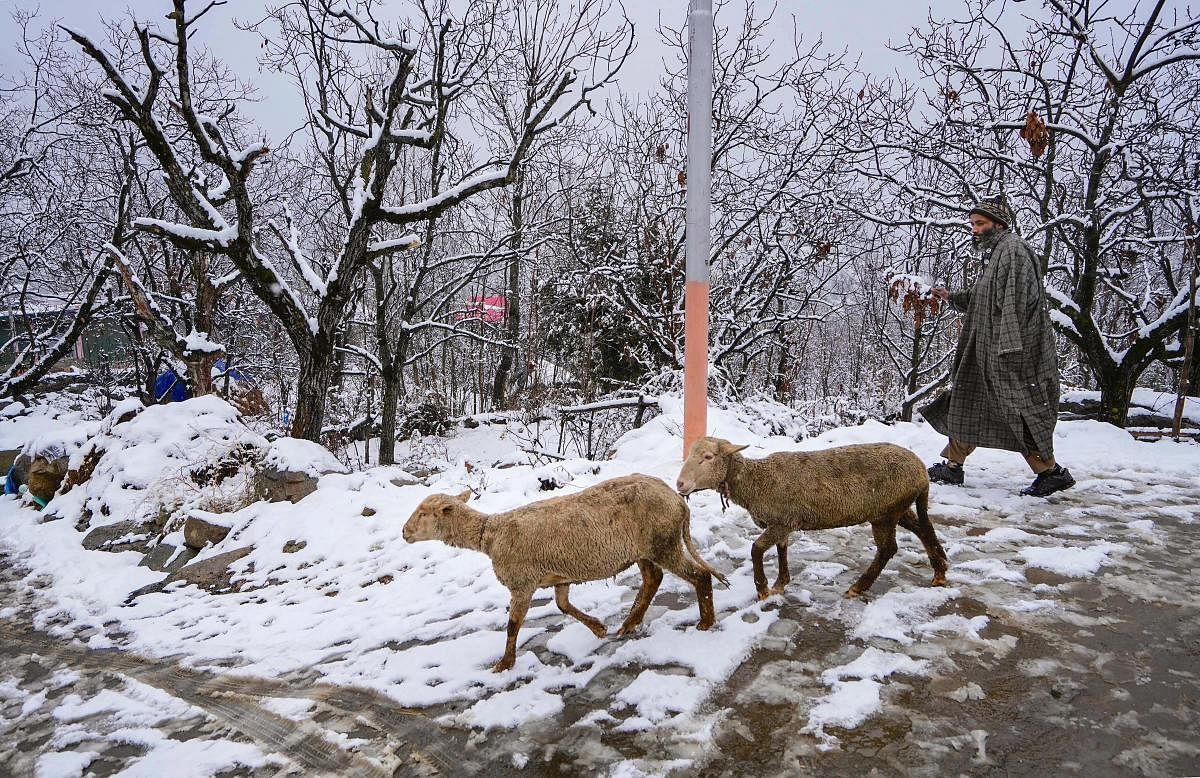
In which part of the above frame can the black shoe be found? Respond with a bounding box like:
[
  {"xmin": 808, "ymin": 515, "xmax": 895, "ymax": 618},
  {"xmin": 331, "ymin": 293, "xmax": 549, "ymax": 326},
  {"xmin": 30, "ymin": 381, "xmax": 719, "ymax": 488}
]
[
  {"xmin": 928, "ymin": 461, "xmax": 964, "ymax": 486},
  {"xmin": 1021, "ymin": 465, "xmax": 1076, "ymax": 497}
]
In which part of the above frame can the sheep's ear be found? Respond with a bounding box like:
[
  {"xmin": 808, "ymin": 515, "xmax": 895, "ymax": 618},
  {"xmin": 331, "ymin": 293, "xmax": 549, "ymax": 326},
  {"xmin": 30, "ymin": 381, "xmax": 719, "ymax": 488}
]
[
  {"xmin": 454, "ymin": 489, "xmax": 473, "ymax": 502},
  {"xmin": 721, "ymin": 441, "xmax": 750, "ymax": 455}
]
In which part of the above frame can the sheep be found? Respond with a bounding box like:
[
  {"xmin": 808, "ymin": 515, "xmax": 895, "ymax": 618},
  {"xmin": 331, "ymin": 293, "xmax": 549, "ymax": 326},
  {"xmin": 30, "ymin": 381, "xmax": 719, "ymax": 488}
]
[
  {"xmin": 675, "ymin": 436, "xmax": 948, "ymax": 601},
  {"xmin": 402, "ymin": 474, "xmax": 729, "ymax": 672}
]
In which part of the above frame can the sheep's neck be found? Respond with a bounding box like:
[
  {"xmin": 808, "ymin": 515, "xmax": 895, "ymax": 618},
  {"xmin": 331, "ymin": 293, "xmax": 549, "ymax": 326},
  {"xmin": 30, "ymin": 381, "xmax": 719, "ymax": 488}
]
[
  {"xmin": 723, "ymin": 454, "xmax": 758, "ymax": 512},
  {"xmin": 445, "ymin": 510, "xmax": 488, "ymax": 552}
]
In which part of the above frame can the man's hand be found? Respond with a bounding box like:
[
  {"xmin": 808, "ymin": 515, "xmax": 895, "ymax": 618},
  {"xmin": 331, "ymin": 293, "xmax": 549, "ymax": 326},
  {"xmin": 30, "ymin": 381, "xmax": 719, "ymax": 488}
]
[{"xmin": 931, "ymin": 286, "xmax": 951, "ymax": 302}]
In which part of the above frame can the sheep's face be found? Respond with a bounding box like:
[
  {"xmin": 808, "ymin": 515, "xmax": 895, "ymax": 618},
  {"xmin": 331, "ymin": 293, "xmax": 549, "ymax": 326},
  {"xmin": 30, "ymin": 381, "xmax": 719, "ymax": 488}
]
[
  {"xmin": 676, "ymin": 437, "xmax": 748, "ymax": 495},
  {"xmin": 402, "ymin": 490, "xmax": 472, "ymax": 542}
]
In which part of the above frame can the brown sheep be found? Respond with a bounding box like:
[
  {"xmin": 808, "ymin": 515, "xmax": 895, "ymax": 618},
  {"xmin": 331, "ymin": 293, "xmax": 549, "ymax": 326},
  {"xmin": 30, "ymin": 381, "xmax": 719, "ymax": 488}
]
[
  {"xmin": 675, "ymin": 437, "xmax": 948, "ymax": 600},
  {"xmin": 402, "ymin": 474, "xmax": 728, "ymax": 672}
]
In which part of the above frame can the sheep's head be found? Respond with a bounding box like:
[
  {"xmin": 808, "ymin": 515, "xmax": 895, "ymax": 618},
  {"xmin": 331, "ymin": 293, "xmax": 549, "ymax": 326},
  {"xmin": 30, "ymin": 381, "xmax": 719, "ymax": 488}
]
[
  {"xmin": 402, "ymin": 489, "xmax": 473, "ymax": 542},
  {"xmin": 676, "ymin": 437, "xmax": 748, "ymax": 496}
]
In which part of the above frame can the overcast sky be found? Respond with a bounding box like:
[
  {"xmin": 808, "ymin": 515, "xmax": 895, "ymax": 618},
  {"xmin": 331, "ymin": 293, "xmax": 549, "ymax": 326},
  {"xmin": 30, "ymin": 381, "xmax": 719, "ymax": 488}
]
[{"xmin": 0, "ymin": 0, "xmax": 1151, "ymax": 141}]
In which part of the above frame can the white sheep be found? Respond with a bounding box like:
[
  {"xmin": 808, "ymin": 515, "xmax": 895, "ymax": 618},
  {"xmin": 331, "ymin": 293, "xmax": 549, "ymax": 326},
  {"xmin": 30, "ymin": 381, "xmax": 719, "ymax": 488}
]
[
  {"xmin": 403, "ymin": 474, "xmax": 728, "ymax": 672},
  {"xmin": 676, "ymin": 437, "xmax": 949, "ymax": 600}
]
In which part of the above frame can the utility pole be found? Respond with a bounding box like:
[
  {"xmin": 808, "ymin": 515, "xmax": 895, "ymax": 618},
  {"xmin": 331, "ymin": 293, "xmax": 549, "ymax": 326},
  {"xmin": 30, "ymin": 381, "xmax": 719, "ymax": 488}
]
[
  {"xmin": 1173, "ymin": 228, "xmax": 1197, "ymax": 440},
  {"xmin": 683, "ymin": 0, "xmax": 713, "ymax": 457}
]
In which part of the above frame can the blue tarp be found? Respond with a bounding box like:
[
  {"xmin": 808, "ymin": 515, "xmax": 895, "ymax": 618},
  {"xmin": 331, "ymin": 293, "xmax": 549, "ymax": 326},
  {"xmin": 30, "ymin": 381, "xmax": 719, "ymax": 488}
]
[
  {"xmin": 212, "ymin": 358, "xmax": 254, "ymax": 387},
  {"xmin": 154, "ymin": 359, "xmax": 256, "ymax": 403},
  {"xmin": 154, "ymin": 370, "xmax": 189, "ymax": 403}
]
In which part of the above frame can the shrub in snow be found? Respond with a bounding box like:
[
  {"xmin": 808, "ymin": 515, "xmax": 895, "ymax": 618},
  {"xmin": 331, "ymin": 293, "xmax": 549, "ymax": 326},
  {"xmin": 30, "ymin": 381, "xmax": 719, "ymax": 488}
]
[{"xmin": 399, "ymin": 396, "xmax": 452, "ymax": 439}]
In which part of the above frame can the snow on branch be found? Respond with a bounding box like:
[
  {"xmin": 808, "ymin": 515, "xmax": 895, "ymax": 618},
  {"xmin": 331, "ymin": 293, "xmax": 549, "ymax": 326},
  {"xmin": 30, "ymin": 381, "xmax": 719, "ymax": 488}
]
[
  {"xmin": 366, "ymin": 233, "xmax": 422, "ymax": 259},
  {"xmin": 1045, "ymin": 284, "xmax": 1081, "ymax": 313},
  {"xmin": 249, "ymin": 245, "xmax": 318, "ymax": 336},
  {"xmin": 268, "ymin": 205, "xmax": 327, "ymax": 299},
  {"xmin": 107, "ymin": 243, "xmax": 224, "ymax": 359},
  {"xmin": 327, "ymin": 5, "xmax": 417, "ymax": 54},
  {"xmin": 133, "ymin": 217, "xmax": 238, "ymax": 252},
  {"xmin": 378, "ymin": 170, "xmax": 508, "ymax": 223},
  {"xmin": 1137, "ymin": 283, "xmax": 1200, "ymax": 341},
  {"xmin": 0, "ymin": 252, "xmax": 116, "ymax": 399}
]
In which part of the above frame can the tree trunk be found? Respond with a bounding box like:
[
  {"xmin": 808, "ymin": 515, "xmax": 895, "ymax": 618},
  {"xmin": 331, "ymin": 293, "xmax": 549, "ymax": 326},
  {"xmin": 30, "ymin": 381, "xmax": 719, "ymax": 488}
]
[
  {"xmin": 378, "ymin": 367, "xmax": 401, "ymax": 465},
  {"xmin": 1189, "ymin": 348, "xmax": 1200, "ymax": 403},
  {"xmin": 185, "ymin": 355, "xmax": 216, "ymax": 397},
  {"xmin": 291, "ymin": 334, "xmax": 335, "ymax": 442},
  {"xmin": 491, "ymin": 169, "xmax": 524, "ymax": 409},
  {"xmin": 900, "ymin": 326, "xmax": 922, "ymax": 423},
  {"xmin": 772, "ymin": 342, "xmax": 789, "ymax": 403},
  {"xmin": 1095, "ymin": 364, "xmax": 1137, "ymax": 428}
]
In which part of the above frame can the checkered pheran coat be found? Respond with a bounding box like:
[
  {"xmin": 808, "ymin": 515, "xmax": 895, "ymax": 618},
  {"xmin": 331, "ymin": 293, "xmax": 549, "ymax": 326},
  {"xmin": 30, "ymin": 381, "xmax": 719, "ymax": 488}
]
[{"xmin": 921, "ymin": 229, "xmax": 1060, "ymax": 459}]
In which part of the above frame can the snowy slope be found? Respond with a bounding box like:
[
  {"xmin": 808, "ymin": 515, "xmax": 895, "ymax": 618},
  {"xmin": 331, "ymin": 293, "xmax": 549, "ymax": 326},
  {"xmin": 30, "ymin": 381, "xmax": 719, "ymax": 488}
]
[{"xmin": 2, "ymin": 394, "xmax": 1198, "ymax": 772}]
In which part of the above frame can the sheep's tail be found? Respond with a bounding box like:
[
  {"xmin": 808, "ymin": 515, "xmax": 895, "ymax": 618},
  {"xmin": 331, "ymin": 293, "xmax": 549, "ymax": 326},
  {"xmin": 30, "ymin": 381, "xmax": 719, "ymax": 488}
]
[
  {"xmin": 681, "ymin": 517, "xmax": 730, "ymax": 589},
  {"xmin": 916, "ymin": 486, "xmax": 930, "ymax": 526}
]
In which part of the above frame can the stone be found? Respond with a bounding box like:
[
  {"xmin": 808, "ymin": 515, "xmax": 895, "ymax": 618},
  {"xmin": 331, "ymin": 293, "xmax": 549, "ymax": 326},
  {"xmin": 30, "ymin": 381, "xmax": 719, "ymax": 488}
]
[
  {"xmin": 255, "ymin": 464, "xmax": 318, "ymax": 503},
  {"xmin": 389, "ymin": 472, "xmax": 419, "ymax": 487},
  {"xmin": 59, "ymin": 447, "xmax": 103, "ymax": 497},
  {"xmin": 127, "ymin": 546, "xmax": 254, "ymax": 601},
  {"xmin": 82, "ymin": 520, "xmax": 154, "ymax": 553},
  {"xmin": 361, "ymin": 506, "xmax": 377, "ymax": 517},
  {"xmin": 183, "ymin": 515, "xmax": 232, "ymax": 550},
  {"xmin": 139, "ymin": 543, "xmax": 198, "ymax": 573},
  {"xmin": 9, "ymin": 453, "xmax": 31, "ymax": 486},
  {"xmin": 282, "ymin": 539, "xmax": 307, "ymax": 553},
  {"xmin": 0, "ymin": 448, "xmax": 18, "ymax": 475}
]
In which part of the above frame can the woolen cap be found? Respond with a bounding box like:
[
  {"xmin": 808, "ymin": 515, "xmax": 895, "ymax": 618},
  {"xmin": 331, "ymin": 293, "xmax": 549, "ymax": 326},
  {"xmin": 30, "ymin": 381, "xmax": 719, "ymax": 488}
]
[{"xmin": 968, "ymin": 197, "xmax": 1013, "ymax": 228}]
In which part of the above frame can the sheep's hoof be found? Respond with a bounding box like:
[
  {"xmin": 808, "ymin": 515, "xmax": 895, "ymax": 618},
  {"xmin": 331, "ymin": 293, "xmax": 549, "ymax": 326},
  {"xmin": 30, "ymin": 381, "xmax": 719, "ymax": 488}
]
[
  {"xmin": 768, "ymin": 584, "xmax": 786, "ymax": 597},
  {"xmin": 491, "ymin": 657, "xmax": 515, "ymax": 673},
  {"xmin": 586, "ymin": 623, "xmax": 608, "ymax": 638},
  {"xmin": 695, "ymin": 620, "xmax": 714, "ymax": 631},
  {"xmin": 615, "ymin": 623, "xmax": 640, "ymax": 637},
  {"xmin": 755, "ymin": 589, "xmax": 772, "ymax": 601},
  {"xmin": 843, "ymin": 587, "xmax": 863, "ymax": 599},
  {"xmin": 930, "ymin": 574, "xmax": 948, "ymax": 587}
]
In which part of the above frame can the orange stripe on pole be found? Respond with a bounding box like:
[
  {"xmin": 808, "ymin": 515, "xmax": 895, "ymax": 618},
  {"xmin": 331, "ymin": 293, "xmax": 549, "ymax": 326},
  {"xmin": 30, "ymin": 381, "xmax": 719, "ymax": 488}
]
[{"xmin": 683, "ymin": 280, "xmax": 709, "ymax": 455}]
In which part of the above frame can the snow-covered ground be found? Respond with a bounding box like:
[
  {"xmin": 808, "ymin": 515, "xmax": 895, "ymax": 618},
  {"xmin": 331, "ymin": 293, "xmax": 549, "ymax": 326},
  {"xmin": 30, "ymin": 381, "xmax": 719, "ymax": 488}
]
[{"xmin": 2, "ymin": 396, "xmax": 1199, "ymax": 775}]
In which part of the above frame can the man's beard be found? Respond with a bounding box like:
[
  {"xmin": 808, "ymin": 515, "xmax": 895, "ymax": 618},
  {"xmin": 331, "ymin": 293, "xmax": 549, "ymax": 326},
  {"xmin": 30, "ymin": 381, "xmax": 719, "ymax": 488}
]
[{"xmin": 972, "ymin": 226, "xmax": 1000, "ymax": 248}]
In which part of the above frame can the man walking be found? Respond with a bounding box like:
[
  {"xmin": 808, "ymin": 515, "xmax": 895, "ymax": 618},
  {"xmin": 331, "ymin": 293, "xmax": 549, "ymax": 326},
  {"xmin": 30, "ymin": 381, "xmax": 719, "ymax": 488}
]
[{"xmin": 922, "ymin": 197, "xmax": 1075, "ymax": 497}]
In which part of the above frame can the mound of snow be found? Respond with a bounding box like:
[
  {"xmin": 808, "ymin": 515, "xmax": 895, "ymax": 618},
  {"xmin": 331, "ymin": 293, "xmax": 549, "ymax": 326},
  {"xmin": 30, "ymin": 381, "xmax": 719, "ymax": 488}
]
[
  {"xmin": 46, "ymin": 396, "xmax": 269, "ymax": 529},
  {"xmin": 263, "ymin": 436, "xmax": 348, "ymax": 477}
]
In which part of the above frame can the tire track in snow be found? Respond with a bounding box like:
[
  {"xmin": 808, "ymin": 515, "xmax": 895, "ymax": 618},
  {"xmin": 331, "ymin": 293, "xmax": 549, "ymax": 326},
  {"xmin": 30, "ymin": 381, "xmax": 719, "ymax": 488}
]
[{"xmin": 0, "ymin": 554, "xmax": 459, "ymax": 776}]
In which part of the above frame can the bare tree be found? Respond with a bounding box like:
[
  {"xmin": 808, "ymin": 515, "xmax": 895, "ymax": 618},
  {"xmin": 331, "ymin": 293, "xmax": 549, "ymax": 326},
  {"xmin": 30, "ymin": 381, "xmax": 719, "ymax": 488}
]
[
  {"xmin": 843, "ymin": 0, "xmax": 1200, "ymax": 426},
  {"xmin": 66, "ymin": 0, "xmax": 630, "ymax": 442},
  {"xmin": 543, "ymin": 5, "xmax": 854, "ymax": 398},
  {"xmin": 0, "ymin": 17, "xmax": 132, "ymax": 401}
]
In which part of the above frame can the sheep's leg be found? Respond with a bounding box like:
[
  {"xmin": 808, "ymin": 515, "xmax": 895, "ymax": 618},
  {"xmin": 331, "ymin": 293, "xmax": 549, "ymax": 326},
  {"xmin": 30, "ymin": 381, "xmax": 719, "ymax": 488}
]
[
  {"xmin": 769, "ymin": 542, "xmax": 791, "ymax": 596},
  {"xmin": 691, "ymin": 567, "xmax": 715, "ymax": 630},
  {"xmin": 492, "ymin": 588, "xmax": 534, "ymax": 673},
  {"xmin": 897, "ymin": 507, "xmax": 949, "ymax": 587},
  {"xmin": 845, "ymin": 519, "xmax": 899, "ymax": 598},
  {"xmin": 617, "ymin": 561, "xmax": 663, "ymax": 636},
  {"xmin": 656, "ymin": 552, "xmax": 716, "ymax": 631},
  {"xmin": 916, "ymin": 490, "xmax": 950, "ymax": 585},
  {"xmin": 751, "ymin": 528, "xmax": 788, "ymax": 600},
  {"xmin": 555, "ymin": 584, "xmax": 607, "ymax": 638}
]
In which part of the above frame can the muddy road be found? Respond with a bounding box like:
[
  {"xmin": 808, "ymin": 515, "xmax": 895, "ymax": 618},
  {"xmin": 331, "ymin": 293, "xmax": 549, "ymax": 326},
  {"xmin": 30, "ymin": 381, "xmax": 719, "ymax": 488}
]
[{"xmin": 3, "ymin": 481, "xmax": 1199, "ymax": 776}]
